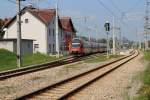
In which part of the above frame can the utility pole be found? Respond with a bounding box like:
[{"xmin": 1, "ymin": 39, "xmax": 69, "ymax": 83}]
[
  {"xmin": 112, "ymin": 16, "xmax": 116, "ymax": 55},
  {"xmin": 16, "ymin": 0, "xmax": 24, "ymax": 68},
  {"xmin": 118, "ymin": 27, "xmax": 122, "ymax": 50},
  {"xmin": 138, "ymin": 32, "xmax": 142, "ymax": 50},
  {"xmin": 106, "ymin": 32, "xmax": 109, "ymax": 58},
  {"xmin": 55, "ymin": 3, "xmax": 60, "ymax": 58},
  {"xmin": 144, "ymin": 0, "xmax": 150, "ymax": 50},
  {"xmin": 135, "ymin": 28, "xmax": 139, "ymax": 49}
]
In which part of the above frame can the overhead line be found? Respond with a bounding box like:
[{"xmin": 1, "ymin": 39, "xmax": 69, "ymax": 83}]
[
  {"xmin": 7, "ymin": 0, "xmax": 16, "ymax": 4},
  {"xmin": 96, "ymin": 0, "xmax": 125, "ymax": 24},
  {"xmin": 96, "ymin": 0, "xmax": 126, "ymax": 26},
  {"xmin": 96, "ymin": 0, "xmax": 116, "ymax": 17},
  {"xmin": 96, "ymin": 0, "xmax": 136, "ymax": 39},
  {"xmin": 7, "ymin": 0, "xmax": 26, "ymax": 7},
  {"xmin": 109, "ymin": 0, "xmax": 122, "ymax": 14},
  {"xmin": 126, "ymin": 0, "xmax": 141, "ymax": 13}
]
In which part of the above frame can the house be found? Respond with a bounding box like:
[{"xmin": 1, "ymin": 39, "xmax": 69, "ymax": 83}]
[
  {"xmin": 0, "ymin": 39, "xmax": 33, "ymax": 54},
  {"xmin": 3, "ymin": 6, "xmax": 67, "ymax": 55},
  {"xmin": 60, "ymin": 17, "xmax": 76, "ymax": 51}
]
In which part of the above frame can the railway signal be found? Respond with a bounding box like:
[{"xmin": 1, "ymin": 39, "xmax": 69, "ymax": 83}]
[
  {"xmin": 104, "ymin": 21, "xmax": 110, "ymax": 58},
  {"xmin": 104, "ymin": 21, "xmax": 110, "ymax": 32}
]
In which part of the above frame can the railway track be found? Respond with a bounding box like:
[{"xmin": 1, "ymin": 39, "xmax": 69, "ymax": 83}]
[
  {"xmin": 16, "ymin": 50, "xmax": 138, "ymax": 100},
  {"xmin": 0, "ymin": 53, "xmax": 101, "ymax": 80}
]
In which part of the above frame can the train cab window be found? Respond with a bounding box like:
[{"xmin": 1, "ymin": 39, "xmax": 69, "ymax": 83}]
[
  {"xmin": 72, "ymin": 44, "xmax": 80, "ymax": 48},
  {"xmin": 81, "ymin": 44, "xmax": 83, "ymax": 48},
  {"xmin": 72, "ymin": 39, "xmax": 80, "ymax": 43}
]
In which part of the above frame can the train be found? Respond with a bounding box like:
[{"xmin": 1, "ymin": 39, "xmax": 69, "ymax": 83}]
[{"xmin": 70, "ymin": 37, "xmax": 107, "ymax": 55}]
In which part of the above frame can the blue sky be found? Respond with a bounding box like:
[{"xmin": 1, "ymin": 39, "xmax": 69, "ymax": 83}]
[{"xmin": 0, "ymin": 0, "xmax": 146, "ymax": 41}]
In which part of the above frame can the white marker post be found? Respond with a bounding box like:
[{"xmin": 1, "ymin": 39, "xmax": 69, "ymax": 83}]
[
  {"xmin": 112, "ymin": 16, "xmax": 116, "ymax": 55},
  {"xmin": 55, "ymin": 3, "xmax": 60, "ymax": 58}
]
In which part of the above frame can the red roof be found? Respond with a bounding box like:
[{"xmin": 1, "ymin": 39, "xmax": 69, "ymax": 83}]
[
  {"xmin": 4, "ymin": 7, "xmax": 60, "ymax": 27},
  {"xmin": 60, "ymin": 17, "xmax": 76, "ymax": 32},
  {"xmin": 28, "ymin": 9, "xmax": 55, "ymax": 24},
  {"xmin": 4, "ymin": 7, "xmax": 76, "ymax": 32},
  {"xmin": 4, "ymin": 18, "xmax": 12, "ymax": 26}
]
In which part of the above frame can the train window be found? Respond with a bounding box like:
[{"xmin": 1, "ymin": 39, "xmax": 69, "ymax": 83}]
[
  {"xmin": 72, "ymin": 39, "xmax": 80, "ymax": 43},
  {"xmin": 72, "ymin": 44, "xmax": 80, "ymax": 48}
]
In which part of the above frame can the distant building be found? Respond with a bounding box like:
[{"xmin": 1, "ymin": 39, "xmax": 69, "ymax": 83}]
[
  {"xmin": 3, "ymin": 6, "xmax": 76, "ymax": 55},
  {"xmin": 0, "ymin": 39, "xmax": 33, "ymax": 54},
  {"xmin": 60, "ymin": 17, "xmax": 76, "ymax": 51}
]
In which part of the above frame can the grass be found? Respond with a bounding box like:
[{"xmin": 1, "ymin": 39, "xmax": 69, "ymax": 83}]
[
  {"xmin": 84, "ymin": 54, "xmax": 122, "ymax": 63},
  {"xmin": 22, "ymin": 52, "xmax": 58, "ymax": 66},
  {"xmin": 0, "ymin": 49, "xmax": 60, "ymax": 72},
  {"xmin": 0, "ymin": 49, "xmax": 123, "ymax": 72},
  {"xmin": 136, "ymin": 51, "xmax": 150, "ymax": 100}
]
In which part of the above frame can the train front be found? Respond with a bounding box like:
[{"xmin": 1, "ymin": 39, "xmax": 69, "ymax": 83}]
[{"xmin": 70, "ymin": 38, "xmax": 83, "ymax": 55}]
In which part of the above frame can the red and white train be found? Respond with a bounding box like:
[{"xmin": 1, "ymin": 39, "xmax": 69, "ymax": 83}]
[{"xmin": 70, "ymin": 37, "xmax": 107, "ymax": 55}]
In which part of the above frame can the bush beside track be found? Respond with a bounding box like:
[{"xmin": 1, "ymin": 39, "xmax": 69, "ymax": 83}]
[
  {"xmin": 0, "ymin": 49, "xmax": 59, "ymax": 72},
  {"xmin": 136, "ymin": 51, "xmax": 150, "ymax": 100}
]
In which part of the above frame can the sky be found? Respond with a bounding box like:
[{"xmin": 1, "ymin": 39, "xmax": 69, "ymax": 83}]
[{"xmin": 0, "ymin": 0, "xmax": 147, "ymax": 41}]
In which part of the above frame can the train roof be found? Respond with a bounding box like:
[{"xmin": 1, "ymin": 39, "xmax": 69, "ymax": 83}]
[{"xmin": 72, "ymin": 37, "xmax": 106, "ymax": 44}]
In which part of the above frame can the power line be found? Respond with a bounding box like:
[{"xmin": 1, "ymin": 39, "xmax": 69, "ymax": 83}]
[
  {"xmin": 126, "ymin": 0, "xmax": 141, "ymax": 13},
  {"xmin": 7, "ymin": 0, "xmax": 16, "ymax": 4},
  {"xmin": 109, "ymin": 0, "xmax": 122, "ymax": 14},
  {"xmin": 96, "ymin": 0, "xmax": 116, "ymax": 17},
  {"xmin": 96, "ymin": 0, "xmax": 127, "ymax": 27},
  {"xmin": 7, "ymin": 0, "xmax": 26, "ymax": 7},
  {"xmin": 96, "ymin": 0, "xmax": 125, "ymax": 24}
]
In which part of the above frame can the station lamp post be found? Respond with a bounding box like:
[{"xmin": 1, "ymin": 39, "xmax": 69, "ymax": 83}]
[{"xmin": 104, "ymin": 21, "xmax": 110, "ymax": 58}]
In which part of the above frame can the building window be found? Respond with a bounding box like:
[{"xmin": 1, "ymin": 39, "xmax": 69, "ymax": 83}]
[
  {"xmin": 49, "ymin": 28, "xmax": 51, "ymax": 36},
  {"xmin": 34, "ymin": 44, "xmax": 39, "ymax": 48},
  {"xmin": 53, "ymin": 20, "xmax": 55, "ymax": 24},
  {"xmin": 34, "ymin": 44, "xmax": 39, "ymax": 52},
  {"xmin": 53, "ymin": 29, "xmax": 55, "ymax": 37},
  {"xmin": 61, "ymin": 31, "xmax": 63, "ymax": 38},
  {"xmin": 25, "ymin": 19, "xmax": 29, "ymax": 23},
  {"xmin": 49, "ymin": 44, "xmax": 51, "ymax": 53},
  {"xmin": 53, "ymin": 44, "xmax": 55, "ymax": 53}
]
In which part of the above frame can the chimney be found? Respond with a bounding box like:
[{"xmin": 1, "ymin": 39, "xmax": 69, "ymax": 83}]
[{"xmin": 27, "ymin": 3, "xmax": 33, "ymax": 9}]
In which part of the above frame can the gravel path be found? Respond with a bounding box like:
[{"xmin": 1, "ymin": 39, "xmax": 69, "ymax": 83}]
[
  {"xmin": 0, "ymin": 54, "xmax": 117, "ymax": 100},
  {"xmin": 67, "ymin": 53, "xmax": 147, "ymax": 100}
]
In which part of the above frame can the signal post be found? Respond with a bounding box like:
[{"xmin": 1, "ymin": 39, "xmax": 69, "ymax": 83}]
[{"xmin": 104, "ymin": 21, "xmax": 110, "ymax": 58}]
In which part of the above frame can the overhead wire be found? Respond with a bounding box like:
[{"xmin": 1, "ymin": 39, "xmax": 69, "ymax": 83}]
[
  {"xmin": 96, "ymin": 0, "xmax": 127, "ymax": 26},
  {"xmin": 96, "ymin": 0, "xmax": 116, "ymax": 17},
  {"xmin": 96, "ymin": 0, "xmax": 141, "ymax": 41},
  {"xmin": 7, "ymin": 0, "xmax": 16, "ymax": 4},
  {"xmin": 125, "ymin": 0, "xmax": 141, "ymax": 13},
  {"xmin": 7, "ymin": 0, "xmax": 26, "ymax": 7},
  {"xmin": 6, "ymin": 0, "xmax": 56, "ymax": 18},
  {"xmin": 109, "ymin": 0, "xmax": 122, "ymax": 14}
]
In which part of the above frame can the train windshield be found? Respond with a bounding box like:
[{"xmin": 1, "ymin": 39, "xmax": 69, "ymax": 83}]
[
  {"xmin": 72, "ymin": 43, "xmax": 80, "ymax": 48},
  {"xmin": 72, "ymin": 39, "xmax": 80, "ymax": 43}
]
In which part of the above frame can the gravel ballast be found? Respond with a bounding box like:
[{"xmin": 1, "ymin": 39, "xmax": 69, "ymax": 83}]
[
  {"xmin": 67, "ymin": 53, "xmax": 147, "ymax": 100},
  {"xmin": 0, "ymin": 55, "xmax": 117, "ymax": 100}
]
